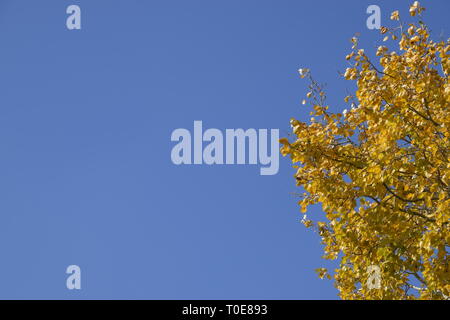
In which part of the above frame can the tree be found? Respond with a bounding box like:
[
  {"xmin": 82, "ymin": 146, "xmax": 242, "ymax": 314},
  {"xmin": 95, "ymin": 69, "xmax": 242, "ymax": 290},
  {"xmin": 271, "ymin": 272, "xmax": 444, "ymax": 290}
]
[{"xmin": 281, "ymin": 2, "xmax": 449, "ymax": 299}]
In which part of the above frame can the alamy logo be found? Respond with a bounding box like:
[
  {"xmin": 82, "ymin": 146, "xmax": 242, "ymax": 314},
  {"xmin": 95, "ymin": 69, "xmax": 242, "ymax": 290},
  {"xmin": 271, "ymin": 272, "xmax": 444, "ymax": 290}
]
[
  {"xmin": 66, "ymin": 5, "xmax": 81, "ymax": 30},
  {"xmin": 66, "ymin": 265, "xmax": 81, "ymax": 290},
  {"xmin": 170, "ymin": 121, "xmax": 280, "ymax": 175},
  {"xmin": 366, "ymin": 5, "xmax": 381, "ymax": 30},
  {"xmin": 366, "ymin": 265, "xmax": 381, "ymax": 290}
]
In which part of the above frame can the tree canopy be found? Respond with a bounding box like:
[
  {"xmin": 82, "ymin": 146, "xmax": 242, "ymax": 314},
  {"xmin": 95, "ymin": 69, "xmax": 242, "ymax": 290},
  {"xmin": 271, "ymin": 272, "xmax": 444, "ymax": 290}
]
[{"xmin": 281, "ymin": 2, "xmax": 449, "ymax": 299}]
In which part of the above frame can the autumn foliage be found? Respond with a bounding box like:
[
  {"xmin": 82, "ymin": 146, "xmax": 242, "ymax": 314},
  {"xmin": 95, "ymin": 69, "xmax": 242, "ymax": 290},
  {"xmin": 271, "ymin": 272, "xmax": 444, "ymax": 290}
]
[{"xmin": 281, "ymin": 2, "xmax": 449, "ymax": 299}]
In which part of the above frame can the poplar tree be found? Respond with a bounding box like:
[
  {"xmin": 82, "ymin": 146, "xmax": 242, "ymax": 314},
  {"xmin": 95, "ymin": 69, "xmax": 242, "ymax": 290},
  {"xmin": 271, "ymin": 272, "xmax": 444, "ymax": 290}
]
[{"xmin": 281, "ymin": 2, "xmax": 450, "ymax": 299}]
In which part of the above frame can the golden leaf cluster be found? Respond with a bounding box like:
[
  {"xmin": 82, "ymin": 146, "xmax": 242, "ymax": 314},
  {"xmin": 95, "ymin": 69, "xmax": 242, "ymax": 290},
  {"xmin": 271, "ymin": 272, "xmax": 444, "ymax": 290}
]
[{"xmin": 282, "ymin": 2, "xmax": 449, "ymax": 299}]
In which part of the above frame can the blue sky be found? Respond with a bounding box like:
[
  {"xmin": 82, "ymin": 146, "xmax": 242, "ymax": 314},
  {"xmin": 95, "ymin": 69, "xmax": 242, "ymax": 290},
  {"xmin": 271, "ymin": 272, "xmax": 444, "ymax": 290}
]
[{"xmin": 0, "ymin": 0, "xmax": 448, "ymax": 299}]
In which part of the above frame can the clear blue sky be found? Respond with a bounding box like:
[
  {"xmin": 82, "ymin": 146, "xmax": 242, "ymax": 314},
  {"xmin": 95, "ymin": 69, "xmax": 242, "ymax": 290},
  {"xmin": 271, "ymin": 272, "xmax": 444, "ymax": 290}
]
[{"xmin": 0, "ymin": 0, "xmax": 448, "ymax": 299}]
